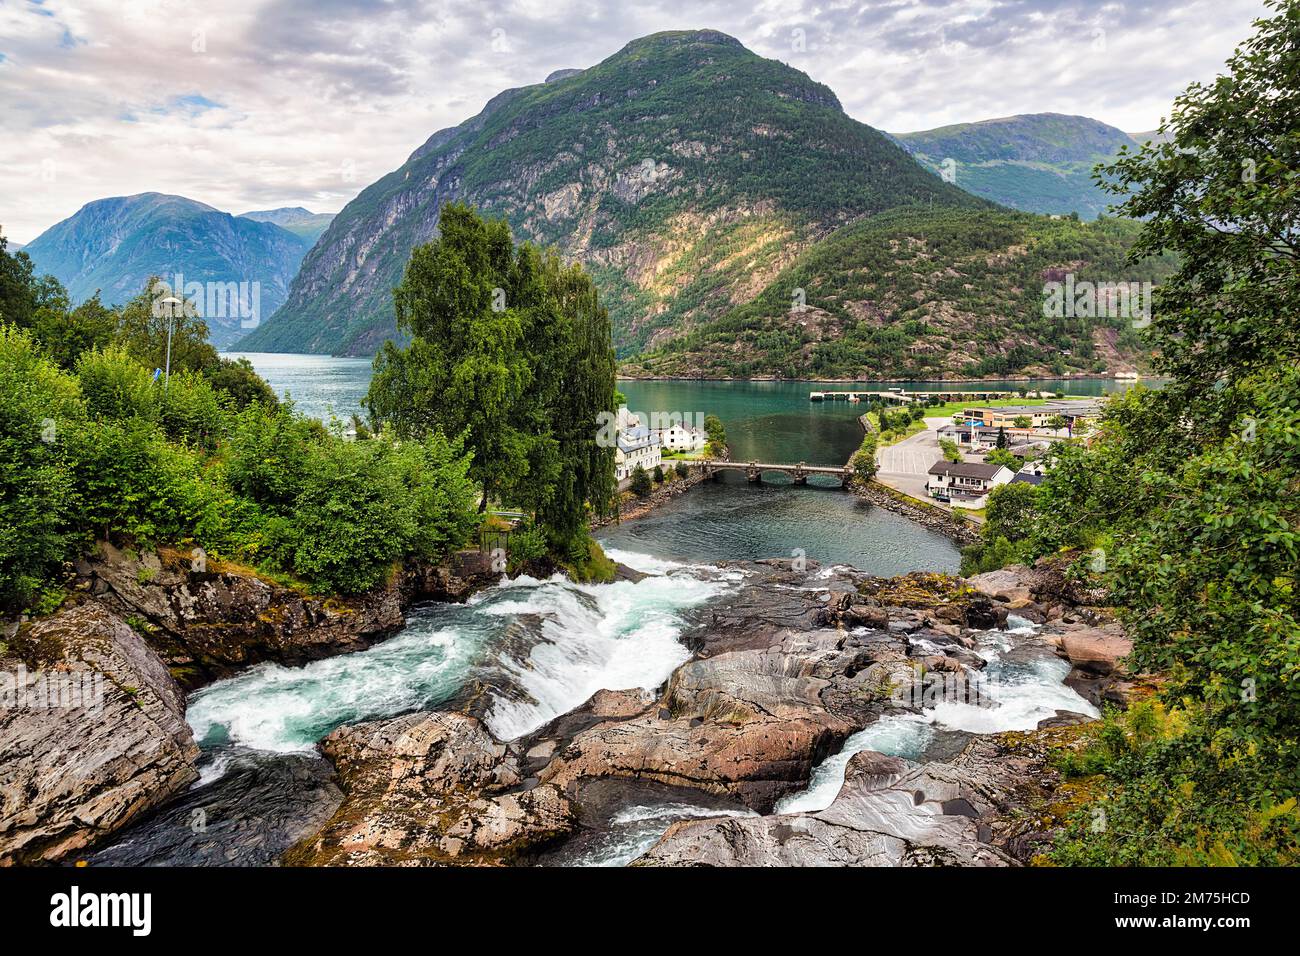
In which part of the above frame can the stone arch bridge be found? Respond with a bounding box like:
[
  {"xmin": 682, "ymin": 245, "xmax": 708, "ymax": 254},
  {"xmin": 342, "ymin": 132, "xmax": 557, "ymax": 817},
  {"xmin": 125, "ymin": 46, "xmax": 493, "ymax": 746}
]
[{"xmin": 700, "ymin": 460, "xmax": 854, "ymax": 488}]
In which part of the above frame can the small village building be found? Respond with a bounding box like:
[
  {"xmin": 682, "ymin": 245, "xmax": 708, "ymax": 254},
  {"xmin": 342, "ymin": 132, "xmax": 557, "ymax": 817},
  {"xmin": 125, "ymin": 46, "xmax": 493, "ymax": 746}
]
[
  {"xmin": 652, "ymin": 422, "xmax": 706, "ymax": 452},
  {"xmin": 615, "ymin": 427, "xmax": 662, "ymax": 486},
  {"xmin": 925, "ymin": 460, "xmax": 1015, "ymax": 505}
]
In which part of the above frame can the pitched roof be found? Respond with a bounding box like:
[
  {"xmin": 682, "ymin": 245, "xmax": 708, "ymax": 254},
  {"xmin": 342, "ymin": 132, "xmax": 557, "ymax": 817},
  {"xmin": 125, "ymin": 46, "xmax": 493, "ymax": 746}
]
[
  {"xmin": 927, "ymin": 460, "xmax": 1008, "ymax": 480},
  {"xmin": 1011, "ymin": 473, "xmax": 1045, "ymax": 485}
]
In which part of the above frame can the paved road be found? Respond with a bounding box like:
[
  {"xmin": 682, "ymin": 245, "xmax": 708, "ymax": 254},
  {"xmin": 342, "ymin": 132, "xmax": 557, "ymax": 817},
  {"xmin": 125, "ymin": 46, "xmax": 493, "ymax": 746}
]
[{"xmin": 873, "ymin": 418, "xmax": 984, "ymax": 523}]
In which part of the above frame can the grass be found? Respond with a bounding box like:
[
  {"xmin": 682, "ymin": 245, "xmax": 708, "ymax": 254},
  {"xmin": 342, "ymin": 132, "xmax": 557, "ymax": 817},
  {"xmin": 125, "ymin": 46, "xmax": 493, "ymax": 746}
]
[
  {"xmin": 869, "ymin": 413, "xmax": 927, "ymax": 447},
  {"xmin": 920, "ymin": 394, "xmax": 1095, "ymax": 421}
]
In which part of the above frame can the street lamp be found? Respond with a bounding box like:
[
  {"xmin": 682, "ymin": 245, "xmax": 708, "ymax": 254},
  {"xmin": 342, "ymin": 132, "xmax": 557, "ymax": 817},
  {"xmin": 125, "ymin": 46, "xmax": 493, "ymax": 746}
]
[{"xmin": 156, "ymin": 295, "xmax": 183, "ymax": 393}]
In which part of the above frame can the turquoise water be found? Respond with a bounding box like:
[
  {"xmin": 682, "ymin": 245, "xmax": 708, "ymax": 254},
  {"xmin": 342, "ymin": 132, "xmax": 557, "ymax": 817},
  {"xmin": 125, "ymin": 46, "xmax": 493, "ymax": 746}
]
[{"xmin": 228, "ymin": 355, "xmax": 1144, "ymax": 570}]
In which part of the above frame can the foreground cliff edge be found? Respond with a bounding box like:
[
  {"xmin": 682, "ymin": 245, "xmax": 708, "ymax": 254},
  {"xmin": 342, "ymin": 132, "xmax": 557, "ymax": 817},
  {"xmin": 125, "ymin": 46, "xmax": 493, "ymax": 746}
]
[{"xmin": 0, "ymin": 544, "xmax": 1137, "ymax": 867}]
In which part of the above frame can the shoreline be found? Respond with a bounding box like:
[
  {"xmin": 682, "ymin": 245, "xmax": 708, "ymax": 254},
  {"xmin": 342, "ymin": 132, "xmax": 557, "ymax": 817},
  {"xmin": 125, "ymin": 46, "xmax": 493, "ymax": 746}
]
[
  {"xmin": 616, "ymin": 373, "xmax": 1146, "ymax": 385},
  {"xmin": 227, "ymin": 351, "xmax": 1145, "ymax": 387}
]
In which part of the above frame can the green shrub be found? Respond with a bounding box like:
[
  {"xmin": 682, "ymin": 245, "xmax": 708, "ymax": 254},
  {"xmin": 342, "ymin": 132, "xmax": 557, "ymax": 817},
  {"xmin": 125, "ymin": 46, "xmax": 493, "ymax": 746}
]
[
  {"xmin": 76, "ymin": 345, "xmax": 158, "ymax": 423},
  {"xmin": 0, "ymin": 327, "xmax": 83, "ymax": 608},
  {"xmin": 630, "ymin": 465, "xmax": 652, "ymax": 497}
]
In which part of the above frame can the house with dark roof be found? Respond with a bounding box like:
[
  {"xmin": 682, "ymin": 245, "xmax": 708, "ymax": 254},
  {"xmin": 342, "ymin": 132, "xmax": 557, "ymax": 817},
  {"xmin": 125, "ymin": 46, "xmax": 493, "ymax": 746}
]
[
  {"xmin": 1011, "ymin": 472, "xmax": 1045, "ymax": 486},
  {"xmin": 925, "ymin": 460, "xmax": 1015, "ymax": 503}
]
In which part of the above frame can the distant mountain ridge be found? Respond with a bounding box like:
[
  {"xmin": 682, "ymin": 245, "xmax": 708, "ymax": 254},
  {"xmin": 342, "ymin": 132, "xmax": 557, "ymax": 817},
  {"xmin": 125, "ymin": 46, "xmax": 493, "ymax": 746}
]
[
  {"xmin": 893, "ymin": 113, "xmax": 1137, "ymax": 219},
  {"xmin": 237, "ymin": 29, "xmax": 984, "ymax": 356},
  {"xmin": 239, "ymin": 207, "xmax": 335, "ymax": 244},
  {"xmin": 22, "ymin": 194, "xmax": 326, "ymax": 347}
]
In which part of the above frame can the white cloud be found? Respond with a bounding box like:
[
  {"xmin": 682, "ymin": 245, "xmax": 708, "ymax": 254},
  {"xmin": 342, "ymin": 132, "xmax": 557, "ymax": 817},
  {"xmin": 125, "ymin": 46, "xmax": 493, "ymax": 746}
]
[{"xmin": 0, "ymin": 0, "xmax": 1271, "ymax": 242}]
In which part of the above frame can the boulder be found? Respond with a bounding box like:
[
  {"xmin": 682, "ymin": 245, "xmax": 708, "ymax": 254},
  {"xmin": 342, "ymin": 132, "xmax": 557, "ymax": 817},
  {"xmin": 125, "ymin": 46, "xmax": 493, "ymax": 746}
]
[
  {"xmin": 965, "ymin": 566, "xmax": 1031, "ymax": 601},
  {"xmin": 539, "ymin": 628, "xmax": 913, "ymax": 812},
  {"xmin": 0, "ymin": 602, "xmax": 200, "ymax": 864},
  {"xmin": 285, "ymin": 711, "xmax": 575, "ymax": 866},
  {"xmin": 1054, "ymin": 625, "xmax": 1133, "ymax": 676}
]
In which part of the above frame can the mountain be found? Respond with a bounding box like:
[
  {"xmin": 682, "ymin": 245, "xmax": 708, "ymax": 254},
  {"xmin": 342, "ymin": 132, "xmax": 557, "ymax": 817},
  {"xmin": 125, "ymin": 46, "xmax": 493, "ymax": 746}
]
[
  {"xmin": 893, "ymin": 114, "xmax": 1137, "ymax": 219},
  {"xmin": 237, "ymin": 29, "xmax": 985, "ymax": 356},
  {"xmin": 238, "ymin": 207, "xmax": 335, "ymax": 245},
  {"xmin": 623, "ymin": 207, "xmax": 1177, "ymax": 380},
  {"xmin": 23, "ymin": 193, "xmax": 311, "ymax": 347}
]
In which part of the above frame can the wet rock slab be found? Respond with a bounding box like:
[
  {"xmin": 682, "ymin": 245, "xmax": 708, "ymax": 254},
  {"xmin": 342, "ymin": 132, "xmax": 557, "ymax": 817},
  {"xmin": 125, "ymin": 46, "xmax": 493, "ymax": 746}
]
[{"xmin": 90, "ymin": 750, "xmax": 342, "ymax": 867}]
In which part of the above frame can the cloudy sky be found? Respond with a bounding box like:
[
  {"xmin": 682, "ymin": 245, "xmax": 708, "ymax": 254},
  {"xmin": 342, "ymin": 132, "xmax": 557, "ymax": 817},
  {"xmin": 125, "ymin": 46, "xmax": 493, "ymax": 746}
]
[{"xmin": 0, "ymin": 0, "xmax": 1269, "ymax": 242}]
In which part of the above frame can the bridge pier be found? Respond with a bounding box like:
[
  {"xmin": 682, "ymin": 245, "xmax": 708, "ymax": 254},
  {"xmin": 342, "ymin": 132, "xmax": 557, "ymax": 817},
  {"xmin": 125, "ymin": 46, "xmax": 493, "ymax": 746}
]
[
  {"xmin": 746, "ymin": 462, "xmax": 761, "ymax": 483},
  {"xmin": 792, "ymin": 462, "xmax": 807, "ymax": 485},
  {"xmin": 841, "ymin": 466, "xmax": 854, "ymax": 489}
]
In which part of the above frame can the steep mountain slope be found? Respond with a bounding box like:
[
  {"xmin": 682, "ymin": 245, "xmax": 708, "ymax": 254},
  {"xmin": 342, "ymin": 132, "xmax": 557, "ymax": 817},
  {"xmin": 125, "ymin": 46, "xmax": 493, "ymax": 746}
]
[
  {"xmin": 623, "ymin": 208, "xmax": 1177, "ymax": 380},
  {"xmin": 239, "ymin": 207, "xmax": 335, "ymax": 245},
  {"xmin": 893, "ymin": 114, "xmax": 1137, "ymax": 219},
  {"xmin": 23, "ymin": 193, "xmax": 310, "ymax": 347},
  {"xmin": 238, "ymin": 29, "xmax": 984, "ymax": 356}
]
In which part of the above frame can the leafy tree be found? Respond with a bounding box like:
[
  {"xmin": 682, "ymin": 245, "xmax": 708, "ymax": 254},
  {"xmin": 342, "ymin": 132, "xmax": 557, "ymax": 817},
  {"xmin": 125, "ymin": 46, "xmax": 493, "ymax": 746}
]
[
  {"xmin": 983, "ymin": 447, "xmax": 1018, "ymax": 469},
  {"xmin": 113, "ymin": 279, "xmax": 220, "ymax": 378},
  {"xmin": 34, "ymin": 293, "xmax": 117, "ymax": 369},
  {"xmin": 368, "ymin": 204, "xmax": 616, "ymax": 557},
  {"xmin": 938, "ymin": 437, "xmax": 962, "ymax": 463},
  {"xmin": 653, "ymin": 464, "xmax": 664, "ymax": 483},
  {"xmin": 1013, "ymin": 415, "xmax": 1032, "ymax": 429},
  {"xmin": 703, "ymin": 414, "xmax": 726, "ymax": 456},
  {"xmin": 674, "ymin": 460, "xmax": 688, "ymax": 479},
  {"xmin": 368, "ymin": 205, "xmax": 532, "ymax": 511},
  {"xmin": 849, "ymin": 449, "xmax": 877, "ymax": 481},
  {"xmin": 629, "ymin": 464, "xmax": 652, "ymax": 497},
  {"xmin": 207, "ymin": 357, "xmax": 278, "ymax": 409},
  {"xmin": 0, "ymin": 238, "xmax": 38, "ymax": 328},
  {"xmin": 1015, "ymin": 2, "xmax": 1300, "ymax": 865}
]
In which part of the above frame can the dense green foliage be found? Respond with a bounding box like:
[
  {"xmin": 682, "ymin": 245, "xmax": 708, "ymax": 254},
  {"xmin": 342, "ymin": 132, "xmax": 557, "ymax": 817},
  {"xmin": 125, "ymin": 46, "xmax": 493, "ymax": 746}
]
[
  {"xmin": 703, "ymin": 414, "xmax": 726, "ymax": 457},
  {"xmin": 963, "ymin": 3, "xmax": 1300, "ymax": 864},
  {"xmin": 629, "ymin": 208, "xmax": 1176, "ymax": 379},
  {"xmin": 0, "ymin": 247, "xmax": 480, "ymax": 608},
  {"xmin": 367, "ymin": 204, "xmax": 617, "ymax": 565},
  {"xmin": 630, "ymin": 464, "xmax": 652, "ymax": 497}
]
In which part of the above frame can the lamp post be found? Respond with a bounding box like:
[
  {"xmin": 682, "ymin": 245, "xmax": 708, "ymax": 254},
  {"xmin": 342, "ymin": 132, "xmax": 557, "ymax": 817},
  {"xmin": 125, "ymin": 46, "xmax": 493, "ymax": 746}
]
[{"xmin": 157, "ymin": 295, "xmax": 183, "ymax": 393}]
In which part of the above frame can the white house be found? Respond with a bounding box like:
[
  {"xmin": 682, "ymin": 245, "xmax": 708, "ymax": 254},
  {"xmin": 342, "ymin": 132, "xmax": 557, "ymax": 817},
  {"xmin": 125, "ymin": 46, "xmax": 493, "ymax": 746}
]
[
  {"xmin": 652, "ymin": 422, "xmax": 706, "ymax": 452},
  {"xmin": 925, "ymin": 460, "xmax": 1014, "ymax": 504},
  {"xmin": 615, "ymin": 426, "xmax": 662, "ymax": 485}
]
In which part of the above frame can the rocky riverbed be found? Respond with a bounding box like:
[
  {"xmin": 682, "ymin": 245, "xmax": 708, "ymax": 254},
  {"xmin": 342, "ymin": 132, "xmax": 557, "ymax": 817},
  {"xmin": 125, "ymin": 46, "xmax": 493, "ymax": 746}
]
[{"xmin": 1, "ymin": 545, "xmax": 1138, "ymax": 867}]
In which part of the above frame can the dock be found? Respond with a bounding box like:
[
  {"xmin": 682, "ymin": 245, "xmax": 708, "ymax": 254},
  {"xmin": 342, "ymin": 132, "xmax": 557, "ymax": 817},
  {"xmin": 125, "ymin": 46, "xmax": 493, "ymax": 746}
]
[{"xmin": 810, "ymin": 389, "xmax": 1015, "ymax": 403}]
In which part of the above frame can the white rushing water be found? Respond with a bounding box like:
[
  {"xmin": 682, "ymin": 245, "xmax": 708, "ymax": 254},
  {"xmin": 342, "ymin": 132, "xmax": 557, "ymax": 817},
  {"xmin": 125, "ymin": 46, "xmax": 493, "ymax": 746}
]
[
  {"xmin": 774, "ymin": 615, "xmax": 1098, "ymax": 815},
  {"xmin": 187, "ymin": 549, "xmax": 738, "ymax": 752}
]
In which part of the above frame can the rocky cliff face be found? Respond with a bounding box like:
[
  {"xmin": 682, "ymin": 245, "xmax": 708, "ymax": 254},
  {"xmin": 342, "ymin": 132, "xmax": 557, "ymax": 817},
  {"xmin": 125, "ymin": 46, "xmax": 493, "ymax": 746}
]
[
  {"xmin": 0, "ymin": 602, "xmax": 200, "ymax": 865},
  {"xmin": 237, "ymin": 29, "xmax": 980, "ymax": 358}
]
